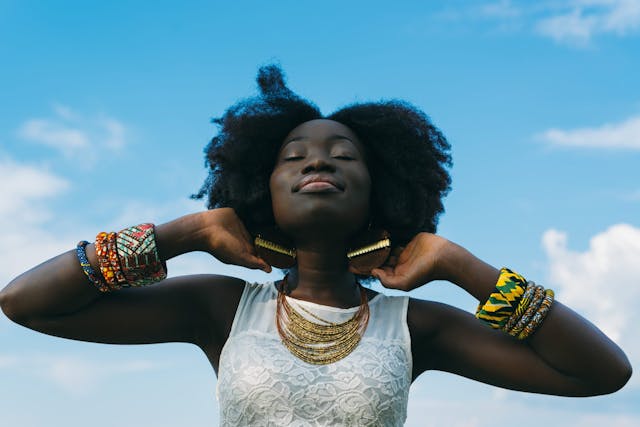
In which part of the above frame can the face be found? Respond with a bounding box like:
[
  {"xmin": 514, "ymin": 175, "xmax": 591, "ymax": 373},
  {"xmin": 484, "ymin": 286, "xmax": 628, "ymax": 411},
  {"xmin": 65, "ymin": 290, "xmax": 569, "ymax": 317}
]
[{"xmin": 269, "ymin": 119, "xmax": 371, "ymax": 241}]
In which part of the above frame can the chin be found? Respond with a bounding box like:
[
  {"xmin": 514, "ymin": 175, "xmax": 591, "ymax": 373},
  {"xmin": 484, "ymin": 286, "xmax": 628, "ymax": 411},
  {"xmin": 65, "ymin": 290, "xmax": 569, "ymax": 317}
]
[{"xmin": 279, "ymin": 210, "xmax": 366, "ymax": 239}]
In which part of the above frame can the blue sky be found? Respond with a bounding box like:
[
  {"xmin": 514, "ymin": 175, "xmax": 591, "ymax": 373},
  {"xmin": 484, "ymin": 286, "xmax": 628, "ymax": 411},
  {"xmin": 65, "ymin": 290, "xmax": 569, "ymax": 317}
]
[{"xmin": 1, "ymin": 1, "xmax": 639, "ymax": 425}]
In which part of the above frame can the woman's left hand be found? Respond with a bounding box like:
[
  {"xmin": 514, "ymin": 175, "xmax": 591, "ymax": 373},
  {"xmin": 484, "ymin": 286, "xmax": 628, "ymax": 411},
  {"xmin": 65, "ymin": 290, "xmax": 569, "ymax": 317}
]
[{"xmin": 370, "ymin": 232, "xmax": 450, "ymax": 291}]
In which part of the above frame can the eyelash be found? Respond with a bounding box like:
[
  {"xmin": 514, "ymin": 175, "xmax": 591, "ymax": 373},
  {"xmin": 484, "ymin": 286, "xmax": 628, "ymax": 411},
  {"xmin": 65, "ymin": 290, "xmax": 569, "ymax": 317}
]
[{"xmin": 283, "ymin": 156, "xmax": 354, "ymax": 161}]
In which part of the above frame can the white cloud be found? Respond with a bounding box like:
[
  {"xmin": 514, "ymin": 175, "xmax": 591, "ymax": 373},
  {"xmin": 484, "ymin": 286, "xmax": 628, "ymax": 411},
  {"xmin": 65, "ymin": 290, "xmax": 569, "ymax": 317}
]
[
  {"xmin": 0, "ymin": 354, "xmax": 18, "ymax": 368},
  {"xmin": 464, "ymin": 1, "xmax": 640, "ymax": 46},
  {"xmin": 536, "ymin": 0, "xmax": 640, "ymax": 46},
  {"xmin": 620, "ymin": 189, "xmax": 640, "ymax": 201},
  {"xmin": 542, "ymin": 223, "xmax": 640, "ymax": 384},
  {"xmin": 17, "ymin": 104, "xmax": 128, "ymax": 157},
  {"xmin": 480, "ymin": 0, "xmax": 522, "ymax": 19},
  {"xmin": 537, "ymin": 115, "xmax": 640, "ymax": 149},
  {"xmin": 536, "ymin": 7, "xmax": 599, "ymax": 46},
  {"xmin": 18, "ymin": 119, "xmax": 89, "ymax": 151},
  {"xmin": 99, "ymin": 116, "xmax": 126, "ymax": 149},
  {"xmin": 407, "ymin": 377, "xmax": 640, "ymax": 426},
  {"xmin": 0, "ymin": 352, "xmax": 164, "ymax": 395},
  {"xmin": 574, "ymin": 414, "xmax": 640, "ymax": 427},
  {"xmin": 53, "ymin": 103, "xmax": 79, "ymax": 120},
  {"xmin": 42, "ymin": 356, "xmax": 163, "ymax": 395},
  {"xmin": 0, "ymin": 157, "xmax": 69, "ymax": 220},
  {"xmin": 0, "ymin": 158, "xmax": 72, "ymax": 285}
]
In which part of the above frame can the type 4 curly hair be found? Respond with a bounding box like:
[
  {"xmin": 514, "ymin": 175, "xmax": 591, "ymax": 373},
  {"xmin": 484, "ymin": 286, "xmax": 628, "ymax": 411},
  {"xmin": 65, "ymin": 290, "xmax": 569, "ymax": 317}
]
[{"xmin": 193, "ymin": 64, "xmax": 452, "ymax": 252}]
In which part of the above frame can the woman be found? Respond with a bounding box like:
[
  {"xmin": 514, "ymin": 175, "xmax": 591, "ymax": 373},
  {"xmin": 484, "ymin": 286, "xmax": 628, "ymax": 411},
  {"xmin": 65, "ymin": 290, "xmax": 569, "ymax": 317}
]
[{"xmin": 0, "ymin": 65, "xmax": 632, "ymax": 426}]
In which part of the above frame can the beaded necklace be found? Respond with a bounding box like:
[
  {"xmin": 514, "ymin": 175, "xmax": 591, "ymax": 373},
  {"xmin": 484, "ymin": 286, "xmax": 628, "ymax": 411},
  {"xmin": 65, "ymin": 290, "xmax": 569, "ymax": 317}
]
[{"xmin": 276, "ymin": 275, "xmax": 370, "ymax": 365}]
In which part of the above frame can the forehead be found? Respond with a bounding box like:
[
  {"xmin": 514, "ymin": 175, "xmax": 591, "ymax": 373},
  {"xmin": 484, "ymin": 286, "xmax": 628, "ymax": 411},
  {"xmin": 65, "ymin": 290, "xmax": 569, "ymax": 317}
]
[{"xmin": 281, "ymin": 119, "xmax": 365, "ymax": 154}]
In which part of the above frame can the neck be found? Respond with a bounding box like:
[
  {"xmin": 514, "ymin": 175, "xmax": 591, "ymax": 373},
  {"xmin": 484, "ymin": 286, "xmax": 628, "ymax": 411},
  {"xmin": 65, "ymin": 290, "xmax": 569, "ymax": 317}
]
[{"xmin": 282, "ymin": 241, "xmax": 361, "ymax": 307}]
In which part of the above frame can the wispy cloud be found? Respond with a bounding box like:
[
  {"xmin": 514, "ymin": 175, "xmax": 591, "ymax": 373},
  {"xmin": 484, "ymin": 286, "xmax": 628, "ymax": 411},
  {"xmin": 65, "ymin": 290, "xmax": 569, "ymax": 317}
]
[
  {"xmin": 536, "ymin": 0, "xmax": 640, "ymax": 46},
  {"xmin": 543, "ymin": 223, "xmax": 640, "ymax": 384},
  {"xmin": 18, "ymin": 119, "xmax": 88, "ymax": 151},
  {"xmin": 0, "ymin": 354, "xmax": 18, "ymax": 368},
  {"xmin": 407, "ymin": 379, "xmax": 640, "ymax": 426},
  {"xmin": 537, "ymin": 115, "xmax": 640, "ymax": 149},
  {"xmin": 479, "ymin": 0, "xmax": 523, "ymax": 19},
  {"xmin": 0, "ymin": 353, "xmax": 165, "ymax": 395},
  {"xmin": 42, "ymin": 356, "xmax": 163, "ymax": 394},
  {"xmin": 620, "ymin": 189, "xmax": 640, "ymax": 201},
  {"xmin": 17, "ymin": 104, "xmax": 128, "ymax": 157},
  {"xmin": 0, "ymin": 158, "xmax": 73, "ymax": 285},
  {"xmin": 0, "ymin": 157, "xmax": 69, "ymax": 220},
  {"xmin": 464, "ymin": 0, "xmax": 640, "ymax": 47}
]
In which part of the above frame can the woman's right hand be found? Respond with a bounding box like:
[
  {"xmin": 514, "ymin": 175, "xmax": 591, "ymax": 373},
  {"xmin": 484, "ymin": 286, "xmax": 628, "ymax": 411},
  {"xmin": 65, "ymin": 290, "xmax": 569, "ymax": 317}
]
[{"xmin": 199, "ymin": 208, "xmax": 272, "ymax": 273}]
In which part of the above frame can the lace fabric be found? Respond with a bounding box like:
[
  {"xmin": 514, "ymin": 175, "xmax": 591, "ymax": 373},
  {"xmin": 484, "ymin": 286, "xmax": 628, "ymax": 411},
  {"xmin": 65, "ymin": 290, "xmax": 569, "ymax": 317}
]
[{"xmin": 217, "ymin": 282, "xmax": 412, "ymax": 427}]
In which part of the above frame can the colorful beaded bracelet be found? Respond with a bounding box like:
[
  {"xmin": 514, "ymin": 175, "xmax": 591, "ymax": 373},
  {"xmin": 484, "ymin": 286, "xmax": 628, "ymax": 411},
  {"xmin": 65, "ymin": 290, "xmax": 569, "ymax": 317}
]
[
  {"xmin": 503, "ymin": 281, "xmax": 537, "ymax": 332},
  {"xmin": 76, "ymin": 241, "xmax": 110, "ymax": 293},
  {"xmin": 95, "ymin": 231, "xmax": 119, "ymax": 291},
  {"xmin": 116, "ymin": 223, "xmax": 167, "ymax": 287},
  {"xmin": 507, "ymin": 285, "xmax": 545, "ymax": 337},
  {"xmin": 518, "ymin": 289, "xmax": 555, "ymax": 340},
  {"xmin": 78, "ymin": 223, "xmax": 167, "ymax": 293},
  {"xmin": 106, "ymin": 231, "xmax": 127, "ymax": 289}
]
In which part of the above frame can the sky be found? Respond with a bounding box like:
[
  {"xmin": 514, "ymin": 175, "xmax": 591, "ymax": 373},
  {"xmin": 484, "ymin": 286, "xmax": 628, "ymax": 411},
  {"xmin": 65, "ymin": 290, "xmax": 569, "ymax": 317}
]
[{"xmin": 0, "ymin": 0, "xmax": 639, "ymax": 425}]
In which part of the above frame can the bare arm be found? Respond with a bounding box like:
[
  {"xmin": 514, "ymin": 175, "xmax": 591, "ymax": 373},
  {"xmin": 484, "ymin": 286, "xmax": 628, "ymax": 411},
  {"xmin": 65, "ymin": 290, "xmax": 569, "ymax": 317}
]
[
  {"xmin": 373, "ymin": 233, "xmax": 632, "ymax": 396},
  {"xmin": 0, "ymin": 209, "xmax": 271, "ymax": 350}
]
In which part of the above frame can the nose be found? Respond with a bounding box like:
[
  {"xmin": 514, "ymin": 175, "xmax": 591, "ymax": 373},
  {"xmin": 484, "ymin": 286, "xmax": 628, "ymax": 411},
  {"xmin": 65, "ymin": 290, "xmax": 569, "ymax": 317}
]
[{"xmin": 301, "ymin": 152, "xmax": 336, "ymax": 174}]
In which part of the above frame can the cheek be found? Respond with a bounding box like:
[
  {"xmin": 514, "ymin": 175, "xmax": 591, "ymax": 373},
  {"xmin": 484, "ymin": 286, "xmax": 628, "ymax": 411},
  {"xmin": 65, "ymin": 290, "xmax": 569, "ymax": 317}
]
[
  {"xmin": 269, "ymin": 171, "xmax": 284, "ymax": 196},
  {"xmin": 269, "ymin": 171, "xmax": 288, "ymax": 213},
  {"xmin": 356, "ymin": 169, "xmax": 372, "ymax": 199}
]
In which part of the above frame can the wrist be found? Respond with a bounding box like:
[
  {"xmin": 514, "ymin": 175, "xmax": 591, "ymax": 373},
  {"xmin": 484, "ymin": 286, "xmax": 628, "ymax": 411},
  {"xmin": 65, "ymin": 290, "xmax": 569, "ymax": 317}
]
[
  {"xmin": 156, "ymin": 211, "xmax": 212, "ymax": 259},
  {"xmin": 438, "ymin": 240, "xmax": 499, "ymax": 301},
  {"xmin": 435, "ymin": 240, "xmax": 467, "ymax": 283}
]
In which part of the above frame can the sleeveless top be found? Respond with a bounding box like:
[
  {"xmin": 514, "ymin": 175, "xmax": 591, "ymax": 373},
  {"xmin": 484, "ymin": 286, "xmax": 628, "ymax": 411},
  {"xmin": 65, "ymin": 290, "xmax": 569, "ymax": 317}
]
[{"xmin": 216, "ymin": 281, "xmax": 412, "ymax": 426}]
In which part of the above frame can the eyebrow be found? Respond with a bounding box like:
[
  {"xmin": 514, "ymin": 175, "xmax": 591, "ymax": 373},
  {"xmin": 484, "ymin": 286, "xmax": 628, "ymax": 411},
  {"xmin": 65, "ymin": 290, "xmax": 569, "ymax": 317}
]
[{"xmin": 282, "ymin": 134, "xmax": 355, "ymax": 147}]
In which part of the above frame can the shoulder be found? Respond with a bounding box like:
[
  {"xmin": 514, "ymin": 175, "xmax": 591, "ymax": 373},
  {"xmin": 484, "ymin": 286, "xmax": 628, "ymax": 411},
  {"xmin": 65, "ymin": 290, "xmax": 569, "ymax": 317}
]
[
  {"xmin": 166, "ymin": 274, "xmax": 247, "ymax": 304},
  {"xmin": 165, "ymin": 274, "xmax": 248, "ymax": 345},
  {"xmin": 407, "ymin": 297, "xmax": 447, "ymax": 336}
]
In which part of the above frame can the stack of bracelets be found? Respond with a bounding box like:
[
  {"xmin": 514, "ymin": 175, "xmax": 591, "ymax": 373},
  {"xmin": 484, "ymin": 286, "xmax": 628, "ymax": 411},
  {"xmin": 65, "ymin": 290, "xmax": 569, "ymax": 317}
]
[
  {"xmin": 476, "ymin": 268, "xmax": 555, "ymax": 340},
  {"xmin": 75, "ymin": 223, "xmax": 167, "ymax": 292}
]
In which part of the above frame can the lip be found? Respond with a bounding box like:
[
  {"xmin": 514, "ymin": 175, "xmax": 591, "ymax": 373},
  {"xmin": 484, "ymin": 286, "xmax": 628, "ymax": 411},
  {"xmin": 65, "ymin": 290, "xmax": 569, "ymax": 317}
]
[{"xmin": 294, "ymin": 174, "xmax": 344, "ymax": 192}]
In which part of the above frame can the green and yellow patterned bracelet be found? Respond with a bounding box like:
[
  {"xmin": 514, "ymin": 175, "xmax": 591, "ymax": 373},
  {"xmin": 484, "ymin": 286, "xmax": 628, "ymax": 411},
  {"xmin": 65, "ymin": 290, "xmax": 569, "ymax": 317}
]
[{"xmin": 476, "ymin": 268, "xmax": 528, "ymax": 329}]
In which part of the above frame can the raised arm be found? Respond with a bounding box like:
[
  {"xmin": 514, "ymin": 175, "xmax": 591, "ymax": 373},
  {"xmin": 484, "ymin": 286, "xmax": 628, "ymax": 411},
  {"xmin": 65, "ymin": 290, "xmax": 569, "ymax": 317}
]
[
  {"xmin": 0, "ymin": 208, "xmax": 271, "ymax": 361},
  {"xmin": 371, "ymin": 233, "xmax": 632, "ymax": 396}
]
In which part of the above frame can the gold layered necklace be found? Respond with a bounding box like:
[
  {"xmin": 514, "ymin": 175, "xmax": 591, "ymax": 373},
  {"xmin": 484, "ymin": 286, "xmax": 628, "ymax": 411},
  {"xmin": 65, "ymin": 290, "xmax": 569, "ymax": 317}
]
[{"xmin": 276, "ymin": 275, "xmax": 370, "ymax": 365}]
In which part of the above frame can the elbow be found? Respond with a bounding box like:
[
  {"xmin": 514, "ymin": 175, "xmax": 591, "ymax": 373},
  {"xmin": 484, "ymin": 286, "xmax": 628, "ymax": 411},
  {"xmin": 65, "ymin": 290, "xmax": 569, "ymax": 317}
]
[
  {"xmin": 585, "ymin": 358, "xmax": 633, "ymax": 396},
  {"xmin": 0, "ymin": 284, "xmax": 29, "ymax": 326},
  {"xmin": 604, "ymin": 350, "xmax": 634, "ymax": 395},
  {"xmin": 0, "ymin": 285, "xmax": 12, "ymax": 317},
  {"xmin": 607, "ymin": 359, "xmax": 633, "ymax": 394}
]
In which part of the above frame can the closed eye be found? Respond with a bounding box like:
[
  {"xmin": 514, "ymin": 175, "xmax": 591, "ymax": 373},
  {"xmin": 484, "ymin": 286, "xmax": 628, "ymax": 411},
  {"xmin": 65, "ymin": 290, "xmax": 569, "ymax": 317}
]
[{"xmin": 283, "ymin": 155, "xmax": 355, "ymax": 161}]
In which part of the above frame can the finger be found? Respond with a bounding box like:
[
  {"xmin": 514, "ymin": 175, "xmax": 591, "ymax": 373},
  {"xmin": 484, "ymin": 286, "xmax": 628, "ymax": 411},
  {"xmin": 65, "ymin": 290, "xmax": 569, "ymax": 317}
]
[
  {"xmin": 257, "ymin": 257, "xmax": 272, "ymax": 273},
  {"xmin": 385, "ymin": 256, "xmax": 398, "ymax": 267},
  {"xmin": 371, "ymin": 267, "xmax": 393, "ymax": 285},
  {"xmin": 372, "ymin": 267, "xmax": 405, "ymax": 290},
  {"xmin": 246, "ymin": 255, "xmax": 272, "ymax": 273}
]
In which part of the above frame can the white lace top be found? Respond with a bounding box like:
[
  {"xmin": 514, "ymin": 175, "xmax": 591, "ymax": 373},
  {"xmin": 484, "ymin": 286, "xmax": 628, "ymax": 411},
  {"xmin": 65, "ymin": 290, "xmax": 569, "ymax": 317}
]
[{"xmin": 216, "ymin": 281, "xmax": 412, "ymax": 426}]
